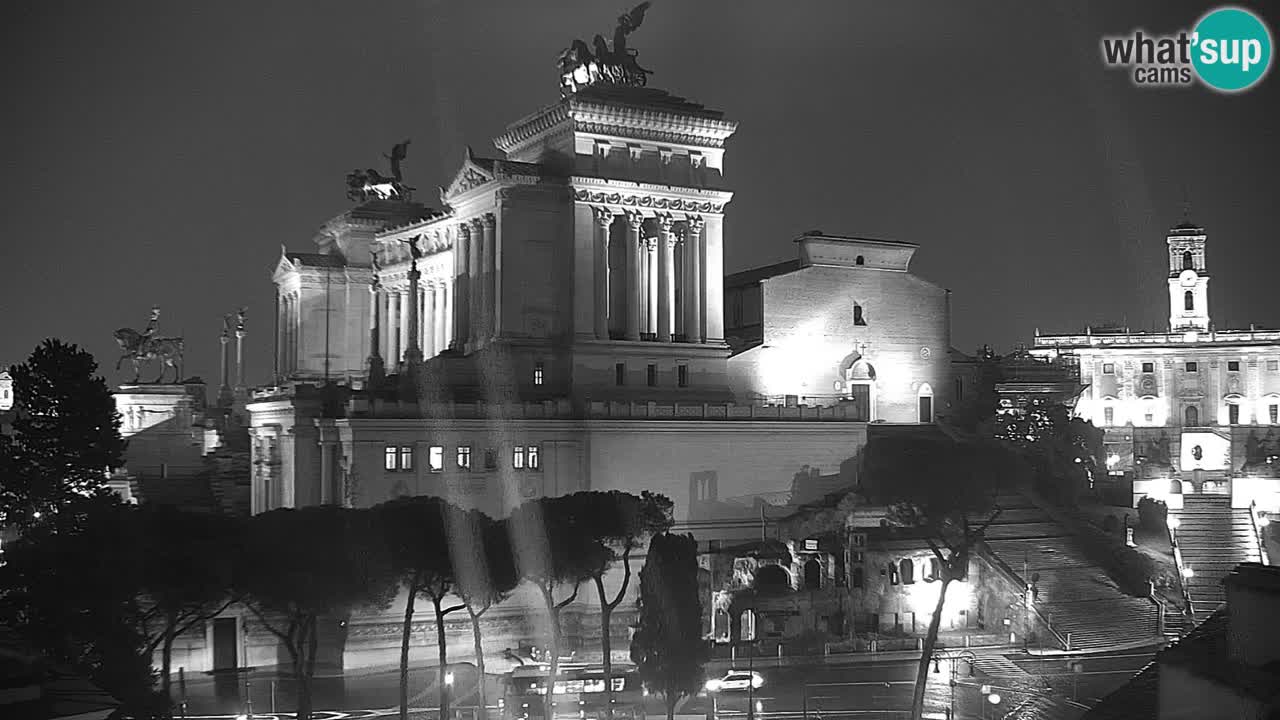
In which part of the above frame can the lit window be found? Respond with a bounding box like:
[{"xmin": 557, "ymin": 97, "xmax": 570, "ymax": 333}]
[
  {"xmin": 678, "ymin": 364, "xmax": 688, "ymax": 388},
  {"xmin": 1228, "ymin": 361, "xmax": 1240, "ymax": 372},
  {"xmin": 527, "ymin": 445, "xmax": 540, "ymax": 471},
  {"xmin": 1102, "ymin": 363, "xmax": 1115, "ymax": 375},
  {"xmin": 647, "ymin": 364, "xmax": 657, "ymax": 387},
  {"xmin": 513, "ymin": 446, "xmax": 526, "ymax": 469},
  {"xmin": 1144, "ymin": 412, "xmax": 1154, "ymax": 423},
  {"xmin": 615, "ymin": 363, "xmax": 625, "ymax": 386},
  {"xmin": 429, "ymin": 446, "xmax": 444, "ymax": 472},
  {"xmin": 1186, "ymin": 362, "xmax": 1198, "ymax": 372},
  {"xmin": 385, "ymin": 446, "xmax": 397, "ymax": 471},
  {"xmin": 457, "ymin": 446, "xmax": 472, "ymax": 470},
  {"xmin": 1142, "ymin": 362, "xmax": 1154, "ymax": 373},
  {"xmin": 534, "ymin": 362, "xmax": 545, "ymax": 386},
  {"xmin": 804, "ymin": 539, "xmax": 819, "ymax": 552},
  {"xmin": 1104, "ymin": 407, "xmax": 1115, "ymax": 426},
  {"xmin": 398, "ymin": 446, "xmax": 413, "ymax": 471}
]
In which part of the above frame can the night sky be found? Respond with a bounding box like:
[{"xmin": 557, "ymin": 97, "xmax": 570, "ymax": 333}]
[{"xmin": 3, "ymin": 1, "xmax": 1278, "ymax": 386}]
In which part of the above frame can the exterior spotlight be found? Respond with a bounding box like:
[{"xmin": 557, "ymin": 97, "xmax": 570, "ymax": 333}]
[
  {"xmin": 988, "ymin": 693, "xmax": 1002, "ymax": 705},
  {"xmin": 1182, "ymin": 566, "xmax": 1195, "ymax": 579},
  {"xmin": 1168, "ymin": 516, "xmax": 1181, "ymax": 530},
  {"xmin": 445, "ymin": 672, "xmax": 455, "ymax": 686},
  {"xmin": 1259, "ymin": 514, "xmax": 1270, "ymax": 527}
]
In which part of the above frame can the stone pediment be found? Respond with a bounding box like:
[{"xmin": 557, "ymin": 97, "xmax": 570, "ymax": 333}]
[{"xmin": 443, "ymin": 148, "xmax": 495, "ymax": 201}]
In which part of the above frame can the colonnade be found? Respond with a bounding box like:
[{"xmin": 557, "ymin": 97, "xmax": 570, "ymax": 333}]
[
  {"xmin": 594, "ymin": 209, "xmax": 707, "ymax": 343},
  {"xmin": 277, "ymin": 291, "xmax": 300, "ymax": 375},
  {"xmin": 375, "ymin": 279, "xmax": 453, "ymax": 362}
]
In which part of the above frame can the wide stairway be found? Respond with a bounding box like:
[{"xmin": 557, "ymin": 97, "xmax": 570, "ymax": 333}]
[
  {"xmin": 979, "ymin": 495, "xmax": 1161, "ymax": 651},
  {"xmin": 1172, "ymin": 494, "xmax": 1262, "ymax": 625}
]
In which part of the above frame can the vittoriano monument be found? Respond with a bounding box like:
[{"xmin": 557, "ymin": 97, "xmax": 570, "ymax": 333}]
[
  {"xmin": 346, "ymin": 139, "xmax": 414, "ymax": 202},
  {"xmin": 114, "ymin": 306, "xmax": 185, "ymax": 384},
  {"xmin": 558, "ymin": 2, "xmax": 653, "ymax": 96}
]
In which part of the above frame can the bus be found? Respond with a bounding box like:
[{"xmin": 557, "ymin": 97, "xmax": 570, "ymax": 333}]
[{"xmin": 500, "ymin": 665, "xmax": 646, "ymax": 720}]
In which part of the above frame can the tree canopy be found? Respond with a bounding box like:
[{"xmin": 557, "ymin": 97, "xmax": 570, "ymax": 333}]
[{"xmin": 630, "ymin": 533, "xmax": 708, "ymax": 720}]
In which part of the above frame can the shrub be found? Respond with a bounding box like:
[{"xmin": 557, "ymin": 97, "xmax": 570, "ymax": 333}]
[{"xmin": 1137, "ymin": 498, "xmax": 1168, "ymax": 532}]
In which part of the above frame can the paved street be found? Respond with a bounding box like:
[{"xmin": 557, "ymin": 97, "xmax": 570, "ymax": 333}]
[{"xmin": 172, "ymin": 647, "xmax": 1157, "ymax": 720}]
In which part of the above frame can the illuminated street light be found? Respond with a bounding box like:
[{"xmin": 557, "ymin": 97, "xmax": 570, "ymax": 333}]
[
  {"xmin": 1182, "ymin": 566, "xmax": 1195, "ymax": 579},
  {"xmin": 446, "ymin": 672, "xmax": 455, "ymax": 686},
  {"xmin": 1168, "ymin": 516, "xmax": 1181, "ymax": 530}
]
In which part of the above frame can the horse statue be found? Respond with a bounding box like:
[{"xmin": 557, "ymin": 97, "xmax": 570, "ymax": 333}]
[
  {"xmin": 113, "ymin": 327, "xmax": 185, "ymax": 384},
  {"xmin": 558, "ymin": 2, "xmax": 653, "ymax": 96}
]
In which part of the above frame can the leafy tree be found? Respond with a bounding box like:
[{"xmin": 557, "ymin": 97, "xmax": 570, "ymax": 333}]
[
  {"xmin": 1, "ymin": 340, "xmax": 126, "ymax": 529},
  {"xmin": 378, "ymin": 496, "xmax": 466, "ymax": 720},
  {"xmin": 0, "ymin": 494, "xmax": 163, "ymax": 716},
  {"xmin": 566, "ymin": 491, "xmax": 673, "ymax": 718},
  {"xmin": 447, "ymin": 506, "xmax": 519, "ymax": 720},
  {"xmin": 133, "ymin": 506, "xmax": 241, "ymax": 709},
  {"xmin": 508, "ymin": 495, "xmax": 610, "ymax": 720},
  {"xmin": 860, "ymin": 431, "xmax": 1012, "ymax": 720},
  {"xmin": 630, "ymin": 533, "xmax": 708, "ymax": 720},
  {"xmin": 237, "ymin": 507, "xmax": 397, "ymax": 720},
  {"xmin": 996, "ymin": 400, "xmax": 1102, "ymax": 504}
]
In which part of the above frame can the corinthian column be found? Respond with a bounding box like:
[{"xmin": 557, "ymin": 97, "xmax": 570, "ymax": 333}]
[
  {"xmin": 593, "ymin": 207, "xmax": 614, "ymax": 340},
  {"xmin": 645, "ymin": 238, "xmax": 658, "ymax": 337},
  {"xmin": 657, "ymin": 214, "xmax": 676, "ymax": 343},
  {"xmin": 684, "ymin": 216, "xmax": 705, "ymax": 344},
  {"xmin": 469, "ymin": 218, "xmax": 483, "ymax": 346},
  {"xmin": 454, "ymin": 224, "xmax": 471, "ymax": 349},
  {"xmin": 404, "ymin": 260, "xmax": 423, "ymax": 366},
  {"xmin": 625, "ymin": 212, "xmax": 642, "ymax": 341}
]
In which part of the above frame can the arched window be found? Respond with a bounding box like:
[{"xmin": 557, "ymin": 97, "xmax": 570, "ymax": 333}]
[
  {"xmin": 917, "ymin": 383, "xmax": 935, "ymax": 424},
  {"xmin": 855, "ymin": 255, "xmax": 865, "ymax": 266},
  {"xmin": 899, "ymin": 558, "xmax": 915, "ymax": 585},
  {"xmin": 1185, "ymin": 405, "xmax": 1200, "ymax": 427},
  {"xmin": 853, "ymin": 304, "xmax": 867, "ymax": 326},
  {"xmin": 1183, "ymin": 251, "xmax": 1194, "ymax": 270},
  {"xmin": 852, "ymin": 567, "xmax": 865, "ymax": 588},
  {"xmin": 803, "ymin": 559, "xmax": 822, "ymax": 590},
  {"xmin": 1185, "ymin": 291, "xmax": 1194, "ymax": 311}
]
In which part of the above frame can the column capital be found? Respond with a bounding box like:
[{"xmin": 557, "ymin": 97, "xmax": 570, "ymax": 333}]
[
  {"xmin": 625, "ymin": 210, "xmax": 645, "ymax": 231},
  {"xmin": 458, "ymin": 222, "xmax": 472, "ymax": 238},
  {"xmin": 657, "ymin": 213, "xmax": 677, "ymax": 235},
  {"xmin": 593, "ymin": 206, "xmax": 615, "ymax": 229},
  {"xmin": 643, "ymin": 236, "xmax": 658, "ymax": 251},
  {"xmin": 469, "ymin": 216, "xmax": 486, "ymax": 232},
  {"xmin": 482, "ymin": 212, "xmax": 496, "ymax": 229},
  {"xmin": 686, "ymin": 215, "xmax": 706, "ymax": 234}
]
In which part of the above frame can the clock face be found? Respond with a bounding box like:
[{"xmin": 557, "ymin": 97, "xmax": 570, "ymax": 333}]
[{"xmin": 1179, "ymin": 269, "xmax": 1198, "ymax": 287}]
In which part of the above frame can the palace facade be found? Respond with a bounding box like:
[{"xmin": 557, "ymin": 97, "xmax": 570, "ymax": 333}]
[{"xmin": 1032, "ymin": 222, "xmax": 1280, "ymax": 512}]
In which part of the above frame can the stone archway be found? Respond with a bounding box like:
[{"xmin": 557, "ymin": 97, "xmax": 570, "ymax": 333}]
[{"xmin": 755, "ymin": 564, "xmax": 791, "ymax": 593}]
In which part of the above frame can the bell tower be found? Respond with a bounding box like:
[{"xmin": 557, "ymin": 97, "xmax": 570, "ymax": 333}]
[{"xmin": 1167, "ymin": 222, "xmax": 1210, "ymax": 332}]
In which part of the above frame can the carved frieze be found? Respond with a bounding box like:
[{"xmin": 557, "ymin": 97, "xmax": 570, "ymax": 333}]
[{"xmin": 572, "ymin": 188, "xmax": 724, "ymax": 214}]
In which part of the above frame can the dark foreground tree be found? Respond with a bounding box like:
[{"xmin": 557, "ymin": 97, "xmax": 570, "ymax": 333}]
[
  {"xmin": 1, "ymin": 340, "xmax": 125, "ymax": 529},
  {"xmin": 861, "ymin": 431, "xmax": 1011, "ymax": 720},
  {"xmin": 378, "ymin": 496, "xmax": 465, "ymax": 720},
  {"xmin": 448, "ymin": 506, "xmax": 519, "ymax": 720},
  {"xmin": 509, "ymin": 496, "xmax": 608, "ymax": 720},
  {"xmin": 630, "ymin": 533, "xmax": 708, "ymax": 720},
  {"xmin": 238, "ymin": 507, "xmax": 397, "ymax": 720},
  {"xmin": 569, "ymin": 491, "xmax": 673, "ymax": 718}
]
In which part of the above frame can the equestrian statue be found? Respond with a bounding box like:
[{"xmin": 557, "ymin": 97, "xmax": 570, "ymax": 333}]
[
  {"xmin": 347, "ymin": 139, "xmax": 414, "ymax": 203},
  {"xmin": 558, "ymin": 2, "xmax": 653, "ymax": 96},
  {"xmin": 113, "ymin": 306, "xmax": 185, "ymax": 384}
]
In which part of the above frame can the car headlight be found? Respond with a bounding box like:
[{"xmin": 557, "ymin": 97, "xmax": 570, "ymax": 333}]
[
  {"xmin": 751, "ymin": 676, "xmax": 764, "ymax": 689},
  {"xmin": 705, "ymin": 680, "xmax": 722, "ymax": 692}
]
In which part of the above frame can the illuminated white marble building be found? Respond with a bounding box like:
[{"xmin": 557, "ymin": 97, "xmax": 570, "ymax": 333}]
[{"xmin": 1032, "ymin": 222, "xmax": 1280, "ymax": 512}]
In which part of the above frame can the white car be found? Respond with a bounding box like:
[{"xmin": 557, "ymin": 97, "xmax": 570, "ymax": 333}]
[{"xmin": 705, "ymin": 670, "xmax": 765, "ymax": 692}]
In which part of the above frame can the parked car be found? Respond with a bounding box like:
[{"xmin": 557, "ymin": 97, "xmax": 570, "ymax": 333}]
[{"xmin": 705, "ymin": 670, "xmax": 765, "ymax": 692}]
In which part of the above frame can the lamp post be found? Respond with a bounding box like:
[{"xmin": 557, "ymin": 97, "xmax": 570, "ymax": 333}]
[
  {"xmin": 445, "ymin": 671, "xmax": 455, "ymax": 720},
  {"xmin": 932, "ymin": 650, "xmax": 976, "ymax": 720}
]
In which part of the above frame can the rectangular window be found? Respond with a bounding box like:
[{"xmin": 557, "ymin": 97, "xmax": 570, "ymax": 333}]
[
  {"xmin": 1142, "ymin": 362, "xmax": 1154, "ymax": 373},
  {"xmin": 385, "ymin": 446, "xmax": 398, "ymax": 471},
  {"xmin": 398, "ymin": 446, "xmax": 413, "ymax": 471},
  {"xmin": 457, "ymin": 446, "xmax": 472, "ymax": 470},
  {"xmin": 429, "ymin": 446, "xmax": 444, "ymax": 473},
  {"xmin": 1271, "ymin": 405, "xmax": 1278, "ymax": 424},
  {"xmin": 534, "ymin": 362, "xmax": 545, "ymax": 386},
  {"xmin": 647, "ymin": 364, "xmax": 657, "ymax": 386},
  {"xmin": 1144, "ymin": 412, "xmax": 1154, "ymax": 423},
  {"xmin": 1104, "ymin": 407, "xmax": 1115, "ymax": 426},
  {"xmin": 803, "ymin": 539, "xmax": 819, "ymax": 552},
  {"xmin": 1269, "ymin": 360, "xmax": 1279, "ymax": 372},
  {"xmin": 1229, "ymin": 404, "xmax": 1240, "ymax": 425},
  {"xmin": 513, "ymin": 446, "xmax": 526, "ymax": 469},
  {"xmin": 1228, "ymin": 360, "xmax": 1241, "ymax": 372},
  {"xmin": 527, "ymin": 444, "xmax": 540, "ymax": 470},
  {"xmin": 677, "ymin": 364, "xmax": 689, "ymax": 388},
  {"xmin": 615, "ymin": 363, "xmax": 625, "ymax": 386},
  {"xmin": 1103, "ymin": 363, "xmax": 1115, "ymax": 374},
  {"xmin": 1186, "ymin": 362, "xmax": 1198, "ymax": 372},
  {"xmin": 484, "ymin": 449, "xmax": 498, "ymax": 469}
]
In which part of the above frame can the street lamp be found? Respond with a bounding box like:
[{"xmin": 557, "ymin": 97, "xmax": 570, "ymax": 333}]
[{"xmin": 932, "ymin": 650, "xmax": 976, "ymax": 719}]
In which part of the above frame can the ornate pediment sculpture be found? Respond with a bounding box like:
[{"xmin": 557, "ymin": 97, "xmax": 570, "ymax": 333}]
[{"xmin": 558, "ymin": 2, "xmax": 654, "ymax": 97}]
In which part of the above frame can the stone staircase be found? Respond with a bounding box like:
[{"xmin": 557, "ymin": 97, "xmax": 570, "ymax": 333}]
[
  {"xmin": 979, "ymin": 495, "xmax": 1161, "ymax": 651},
  {"xmin": 1172, "ymin": 494, "xmax": 1262, "ymax": 625}
]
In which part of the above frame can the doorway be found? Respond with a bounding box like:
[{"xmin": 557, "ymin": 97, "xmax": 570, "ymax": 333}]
[{"xmin": 212, "ymin": 617, "xmax": 238, "ymax": 672}]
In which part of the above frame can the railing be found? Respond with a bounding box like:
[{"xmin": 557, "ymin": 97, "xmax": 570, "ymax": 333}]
[
  {"xmin": 1168, "ymin": 519, "xmax": 1196, "ymax": 623},
  {"xmin": 1034, "ymin": 328, "xmax": 1280, "ymax": 347},
  {"xmin": 1250, "ymin": 500, "xmax": 1270, "ymax": 566}
]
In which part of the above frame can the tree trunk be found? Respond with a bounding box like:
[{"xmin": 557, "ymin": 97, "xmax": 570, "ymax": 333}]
[
  {"xmin": 595, "ymin": 576, "xmax": 615, "ymax": 720},
  {"xmin": 469, "ymin": 606, "xmax": 488, "ymax": 720},
  {"xmin": 541, "ymin": 586, "xmax": 561, "ymax": 720},
  {"xmin": 910, "ymin": 577, "xmax": 952, "ymax": 720},
  {"xmin": 294, "ymin": 617, "xmax": 315, "ymax": 720},
  {"xmin": 435, "ymin": 597, "xmax": 451, "ymax": 720},
  {"xmin": 665, "ymin": 692, "xmax": 676, "ymax": 720},
  {"xmin": 161, "ymin": 611, "xmax": 176, "ymax": 713},
  {"xmin": 400, "ymin": 583, "xmax": 418, "ymax": 720}
]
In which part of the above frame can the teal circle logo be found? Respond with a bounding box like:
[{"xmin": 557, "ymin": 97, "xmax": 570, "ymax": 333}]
[{"xmin": 1192, "ymin": 7, "xmax": 1273, "ymax": 92}]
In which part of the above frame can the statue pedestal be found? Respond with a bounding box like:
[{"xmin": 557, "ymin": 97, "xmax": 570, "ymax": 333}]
[{"xmin": 114, "ymin": 383, "xmax": 209, "ymax": 479}]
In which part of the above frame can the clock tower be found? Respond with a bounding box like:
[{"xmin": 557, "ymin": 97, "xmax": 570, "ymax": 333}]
[{"xmin": 1167, "ymin": 222, "xmax": 1210, "ymax": 332}]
